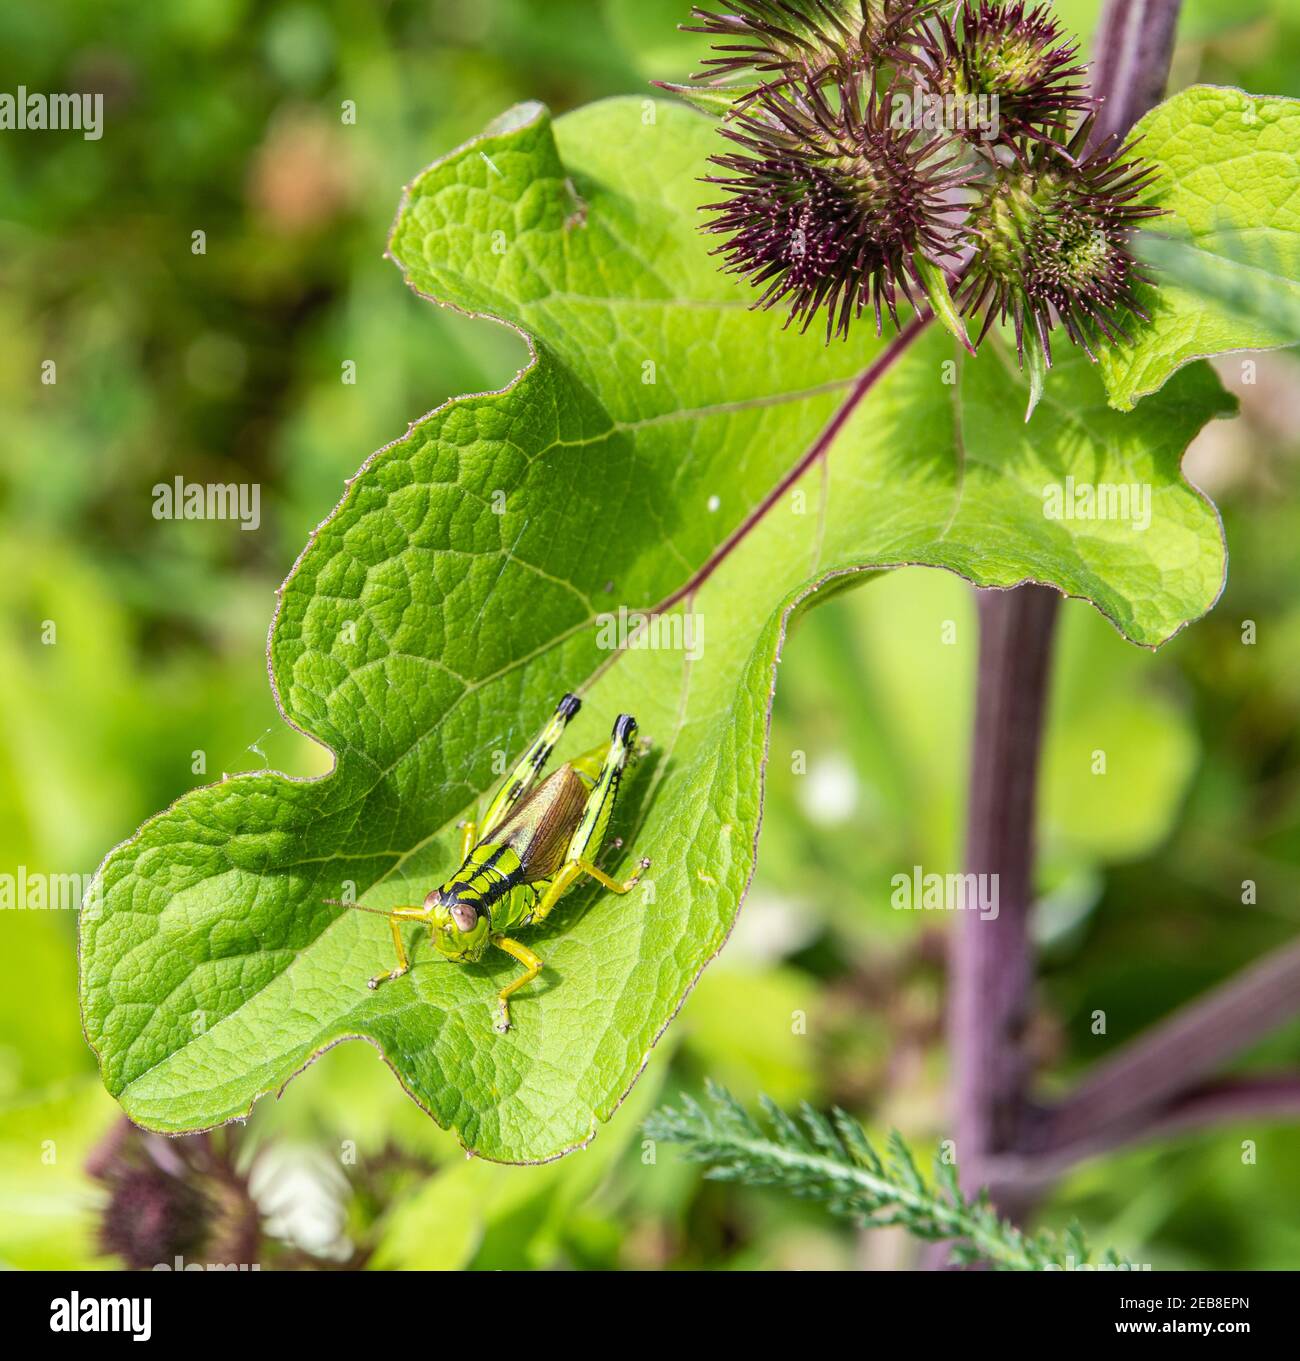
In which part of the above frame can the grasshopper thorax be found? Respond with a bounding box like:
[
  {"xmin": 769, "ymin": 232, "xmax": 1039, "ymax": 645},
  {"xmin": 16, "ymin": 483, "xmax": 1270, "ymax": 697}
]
[{"xmin": 424, "ymin": 887, "xmax": 490, "ymax": 962}]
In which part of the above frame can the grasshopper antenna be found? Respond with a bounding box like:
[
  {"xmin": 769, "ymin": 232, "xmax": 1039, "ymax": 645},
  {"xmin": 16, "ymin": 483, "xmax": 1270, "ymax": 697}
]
[{"xmin": 322, "ymin": 897, "xmax": 390, "ymax": 916}]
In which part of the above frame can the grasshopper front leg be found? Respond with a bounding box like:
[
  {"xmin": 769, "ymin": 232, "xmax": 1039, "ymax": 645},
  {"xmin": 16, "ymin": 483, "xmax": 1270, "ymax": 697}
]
[
  {"xmin": 497, "ymin": 852, "xmax": 648, "ymax": 1027},
  {"xmin": 491, "ymin": 933, "xmax": 544, "ymax": 1033},
  {"xmin": 367, "ymin": 906, "xmax": 433, "ymax": 990},
  {"xmin": 456, "ymin": 819, "xmax": 478, "ymax": 861}
]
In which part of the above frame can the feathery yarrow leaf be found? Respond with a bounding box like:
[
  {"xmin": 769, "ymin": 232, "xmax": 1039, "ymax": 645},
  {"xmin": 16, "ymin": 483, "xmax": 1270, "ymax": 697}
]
[{"xmin": 645, "ymin": 1085, "xmax": 1138, "ymax": 1270}]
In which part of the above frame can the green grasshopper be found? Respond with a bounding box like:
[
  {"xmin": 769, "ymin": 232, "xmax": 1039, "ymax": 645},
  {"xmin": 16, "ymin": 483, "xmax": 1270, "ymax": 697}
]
[{"xmin": 341, "ymin": 695, "xmax": 650, "ymax": 1032}]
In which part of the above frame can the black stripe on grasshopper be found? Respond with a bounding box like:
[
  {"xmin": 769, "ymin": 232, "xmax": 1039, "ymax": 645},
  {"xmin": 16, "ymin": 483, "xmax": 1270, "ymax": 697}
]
[{"xmin": 340, "ymin": 699, "xmax": 651, "ymax": 1032}]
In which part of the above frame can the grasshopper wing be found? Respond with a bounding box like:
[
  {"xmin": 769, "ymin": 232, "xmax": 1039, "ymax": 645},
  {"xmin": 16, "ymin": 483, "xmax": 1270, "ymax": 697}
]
[{"xmin": 494, "ymin": 764, "xmax": 590, "ymax": 883}]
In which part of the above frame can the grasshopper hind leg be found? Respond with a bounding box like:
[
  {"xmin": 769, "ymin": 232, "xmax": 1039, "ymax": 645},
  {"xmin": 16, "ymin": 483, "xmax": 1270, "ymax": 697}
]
[{"xmin": 477, "ymin": 693, "xmax": 582, "ymax": 842}]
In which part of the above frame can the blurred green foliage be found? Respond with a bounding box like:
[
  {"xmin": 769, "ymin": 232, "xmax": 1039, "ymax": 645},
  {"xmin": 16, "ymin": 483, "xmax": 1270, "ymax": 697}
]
[{"xmin": 0, "ymin": 0, "xmax": 1297, "ymax": 1270}]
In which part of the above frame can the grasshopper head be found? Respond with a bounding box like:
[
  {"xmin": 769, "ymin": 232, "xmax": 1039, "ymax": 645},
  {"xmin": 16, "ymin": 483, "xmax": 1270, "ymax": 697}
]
[{"xmin": 424, "ymin": 888, "xmax": 489, "ymax": 961}]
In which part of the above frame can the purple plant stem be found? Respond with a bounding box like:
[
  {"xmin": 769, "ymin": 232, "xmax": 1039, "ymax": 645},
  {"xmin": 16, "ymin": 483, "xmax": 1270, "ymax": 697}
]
[
  {"xmin": 941, "ymin": 0, "xmax": 1187, "ymax": 1236},
  {"xmin": 949, "ymin": 585, "xmax": 1060, "ymax": 1200},
  {"xmin": 1089, "ymin": 0, "xmax": 1186, "ymax": 149},
  {"xmin": 989, "ymin": 1075, "xmax": 1300, "ymax": 1187},
  {"xmin": 1025, "ymin": 938, "xmax": 1300, "ymax": 1168},
  {"xmin": 1131, "ymin": 1075, "xmax": 1300, "ymax": 1142},
  {"xmin": 1006, "ymin": 0, "xmax": 1300, "ymax": 1174}
]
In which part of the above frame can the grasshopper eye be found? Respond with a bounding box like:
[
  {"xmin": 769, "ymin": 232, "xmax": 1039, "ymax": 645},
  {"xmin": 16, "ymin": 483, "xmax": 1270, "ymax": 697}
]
[{"xmin": 449, "ymin": 903, "xmax": 478, "ymax": 933}]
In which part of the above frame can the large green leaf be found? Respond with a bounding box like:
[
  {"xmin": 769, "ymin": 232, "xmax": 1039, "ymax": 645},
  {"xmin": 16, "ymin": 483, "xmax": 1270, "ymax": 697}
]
[
  {"xmin": 80, "ymin": 97, "xmax": 1231, "ymax": 1163},
  {"xmin": 1102, "ymin": 85, "xmax": 1300, "ymax": 410}
]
